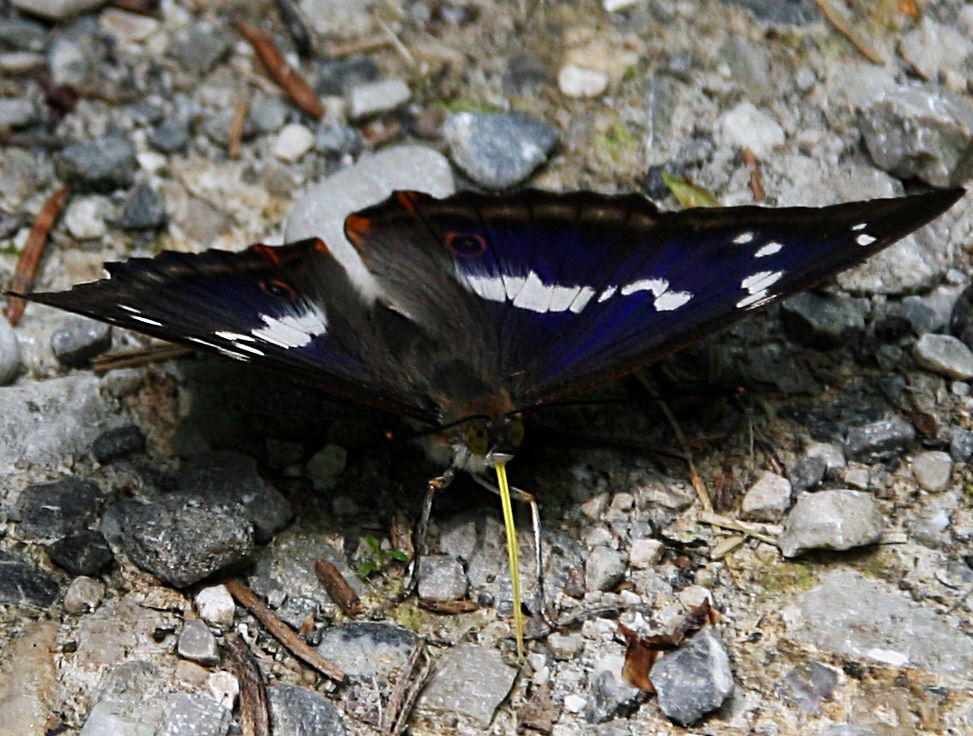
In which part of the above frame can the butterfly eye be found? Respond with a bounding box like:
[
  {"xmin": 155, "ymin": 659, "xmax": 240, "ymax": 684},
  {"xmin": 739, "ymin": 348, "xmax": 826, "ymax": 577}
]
[
  {"xmin": 446, "ymin": 232, "xmax": 487, "ymax": 258},
  {"xmin": 260, "ymin": 279, "xmax": 296, "ymax": 299},
  {"xmin": 463, "ymin": 420, "xmax": 490, "ymax": 456}
]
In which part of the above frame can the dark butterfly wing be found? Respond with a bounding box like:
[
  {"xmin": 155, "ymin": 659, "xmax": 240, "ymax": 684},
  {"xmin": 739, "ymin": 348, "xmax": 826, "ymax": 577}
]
[
  {"xmin": 347, "ymin": 187, "xmax": 964, "ymax": 408},
  {"xmin": 18, "ymin": 239, "xmax": 442, "ymax": 423}
]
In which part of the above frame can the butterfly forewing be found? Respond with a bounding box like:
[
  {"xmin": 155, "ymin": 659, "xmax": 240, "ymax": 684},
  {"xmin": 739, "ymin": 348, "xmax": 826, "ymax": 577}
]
[
  {"xmin": 349, "ymin": 188, "xmax": 964, "ymax": 407},
  {"xmin": 22, "ymin": 240, "xmax": 441, "ymax": 422}
]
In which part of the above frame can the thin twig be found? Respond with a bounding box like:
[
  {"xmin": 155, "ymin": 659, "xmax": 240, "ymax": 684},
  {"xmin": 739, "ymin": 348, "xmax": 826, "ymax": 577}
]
[
  {"xmin": 813, "ymin": 0, "xmax": 887, "ymax": 64},
  {"xmin": 382, "ymin": 644, "xmax": 429, "ymax": 735},
  {"xmin": 224, "ymin": 578, "xmax": 346, "ymax": 683},
  {"xmin": 236, "ymin": 21, "xmax": 323, "ymax": 119},
  {"xmin": 5, "ymin": 185, "xmax": 70, "ymax": 325},
  {"xmin": 698, "ymin": 510, "xmax": 780, "ymax": 545},
  {"xmin": 223, "ymin": 633, "xmax": 271, "ymax": 736},
  {"xmin": 375, "ymin": 18, "xmax": 415, "ymax": 67},
  {"xmin": 743, "ymin": 148, "xmax": 765, "ymax": 203},
  {"xmin": 656, "ymin": 398, "xmax": 713, "ymax": 513},
  {"xmin": 315, "ymin": 560, "xmax": 363, "ymax": 616},
  {"xmin": 326, "ymin": 34, "xmax": 395, "ymax": 59},
  {"xmin": 228, "ymin": 98, "xmax": 249, "ymax": 159},
  {"xmin": 90, "ymin": 344, "xmax": 194, "ymax": 374}
]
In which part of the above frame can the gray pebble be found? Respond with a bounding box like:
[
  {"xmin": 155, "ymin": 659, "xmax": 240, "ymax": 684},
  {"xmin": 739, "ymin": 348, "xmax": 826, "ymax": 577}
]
[
  {"xmin": 780, "ymin": 292, "xmax": 866, "ymax": 349},
  {"xmin": 48, "ymin": 530, "xmax": 114, "ymax": 577},
  {"xmin": 860, "ymin": 84, "xmax": 973, "ymax": 188},
  {"xmin": 788, "ymin": 455, "xmax": 827, "ymax": 492},
  {"xmin": 119, "ymin": 183, "xmax": 166, "ymax": 230},
  {"xmin": 177, "ymin": 618, "xmax": 220, "ymax": 666},
  {"xmin": 247, "ymin": 93, "xmax": 291, "ymax": 135},
  {"xmin": 418, "ymin": 555, "xmax": 468, "ymax": 601},
  {"xmin": 444, "ymin": 111, "xmax": 559, "ymax": 189},
  {"xmin": 92, "ymin": 425, "xmax": 146, "ymax": 464},
  {"xmin": 269, "ymin": 683, "xmax": 346, "ymax": 736},
  {"xmin": 417, "ymin": 643, "xmax": 518, "ymax": 727},
  {"xmin": 347, "ymin": 78, "xmax": 410, "ymax": 120},
  {"xmin": 740, "ymin": 470, "xmax": 793, "ymax": 522},
  {"xmin": 778, "ymin": 661, "xmax": 837, "ymax": 713},
  {"xmin": 911, "ymin": 450, "xmax": 952, "ymax": 492},
  {"xmin": 317, "ymin": 622, "xmax": 419, "ymax": 680},
  {"xmin": 0, "ymin": 97, "xmax": 37, "ymax": 129},
  {"xmin": 14, "ymin": 476, "xmax": 105, "ymax": 542},
  {"xmin": 778, "ymin": 490, "xmax": 885, "ymax": 558},
  {"xmin": 63, "ymin": 575, "xmax": 105, "ymax": 614},
  {"xmin": 950, "ymin": 427, "xmax": 973, "ymax": 462},
  {"xmin": 0, "ymin": 550, "xmax": 59, "ymax": 607},
  {"xmin": 650, "ymin": 628, "xmax": 734, "ymax": 726},
  {"xmin": 0, "ymin": 315, "xmax": 21, "ymax": 385},
  {"xmin": 100, "ymin": 494, "xmax": 254, "ymax": 588},
  {"xmin": 585, "ymin": 546, "xmax": 626, "ymax": 592},
  {"xmin": 54, "ymin": 135, "xmax": 139, "ymax": 193},
  {"xmin": 844, "ymin": 418, "xmax": 915, "ymax": 463},
  {"xmin": 150, "ymin": 119, "xmax": 190, "ymax": 153},
  {"xmin": 13, "ymin": 0, "xmax": 105, "ymax": 21},
  {"xmin": 51, "ymin": 316, "xmax": 112, "ymax": 367},
  {"xmin": 914, "ymin": 333, "xmax": 973, "ymax": 379},
  {"xmin": 167, "ymin": 24, "xmax": 231, "ymax": 75}
]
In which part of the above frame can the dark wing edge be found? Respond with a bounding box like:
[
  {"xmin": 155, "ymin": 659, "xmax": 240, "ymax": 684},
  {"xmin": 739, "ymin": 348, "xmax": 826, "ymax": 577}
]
[
  {"xmin": 10, "ymin": 241, "xmax": 442, "ymax": 424},
  {"xmin": 529, "ymin": 186, "xmax": 967, "ymax": 404}
]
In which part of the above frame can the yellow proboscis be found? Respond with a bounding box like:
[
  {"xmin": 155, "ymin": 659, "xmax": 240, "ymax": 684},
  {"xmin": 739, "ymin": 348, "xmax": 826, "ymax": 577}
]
[{"xmin": 495, "ymin": 460, "xmax": 524, "ymax": 659}]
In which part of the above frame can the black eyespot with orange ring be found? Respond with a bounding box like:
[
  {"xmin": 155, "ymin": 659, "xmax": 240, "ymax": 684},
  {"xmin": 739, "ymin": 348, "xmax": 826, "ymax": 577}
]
[
  {"xmin": 260, "ymin": 279, "xmax": 296, "ymax": 299},
  {"xmin": 446, "ymin": 231, "xmax": 487, "ymax": 258}
]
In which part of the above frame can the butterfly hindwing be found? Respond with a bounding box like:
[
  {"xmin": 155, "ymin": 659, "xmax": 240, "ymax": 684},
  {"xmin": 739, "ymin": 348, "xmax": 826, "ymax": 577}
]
[{"xmin": 348, "ymin": 187, "xmax": 965, "ymax": 407}]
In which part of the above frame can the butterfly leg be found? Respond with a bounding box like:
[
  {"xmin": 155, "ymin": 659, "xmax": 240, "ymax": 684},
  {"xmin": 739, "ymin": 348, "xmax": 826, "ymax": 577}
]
[
  {"xmin": 471, "ymin": 475, "xmax": 554, "ymax": 629},
  {"xmin": 399, "ymin": 468, "xmax": 455, "ymax": 601}
]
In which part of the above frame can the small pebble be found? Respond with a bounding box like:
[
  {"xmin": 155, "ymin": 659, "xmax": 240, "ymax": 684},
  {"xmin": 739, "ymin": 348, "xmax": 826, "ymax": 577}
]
[
  {"xmin": 585, "ymin": 546, "xmax": 626, "ymax": 592},
  {"xmin": 950, "ymin": 428, "xmax": 973, "ymax": 462},
  {"xmin": 740, "ymin": 471, "xmax": 793, "ymax": 522},
  {"xmin": 119, "ymin": 184, "xmax": 166, "ymax": 229},
  {"xmin": 347, "ymin": 78, "xmax": 410, "ymax": 120},
  {"xmin": 63, "ymin": 576, "xmax": 105, "ymax": 614},
  {"xmin": 51, "ymin": 316, "xmax": 112, "ymax": 367},
  {"xmin": 911, "ymin": 451, "xmax": 952, "ymax": 492},
  {"xmin": 417, "ymin": 556, "xmax": 468, "ymax": 601},
  {"xmin": 778, "ymin": 490, "xmax": 885, "ymax": 558},
  {"xmin": 844, "ymin": 418, "xmax": 915, "ymax": 464},
  {"xmin": 92, "ymin": 425, "xmax": 145, "ymax": 463},
  {"xmin": 913, "ymin": 334, "xmax": 973, "ymax": 380},
  {"xmin": 208, "ymin": 670, "xmax": 239, "ymax": 710},
  {"xmin": 558, "ymin": 64, "xmax": 609, "ymax": 98},
  {"xmin": 719, "ymin": 101, "xmax": 784, "ymax": 157},
  {"xmin": 563, "ymin": 694, "xmax": 587, "ymax": 713},
  {"xmin": 305, "ymin": 444, "xmax": 347, "ymax": 492},
  {"xmin": 271, "ymin": 123, "xmax": 316, "ymax": 163},
  {"xmin": 629, "ymin": 538, "xmax": 664, "ymax": 569},
  {"xmin": 13, "ymin": 0, "xmax": 105, "ymax": 21},
  {"xmin": 195, "ymin": 585, "xmax": 236, "ymax": 628},
  {"xmin": 64, "ymin": 196, "xmax": 109, "ymax": 240},
  {"xmin": 177, "ymin": 618, "xmax": 220, "ymax": 666},
  {"xmin": 0, "ymin": 316, "xmax": 21, "ymax": 385}
]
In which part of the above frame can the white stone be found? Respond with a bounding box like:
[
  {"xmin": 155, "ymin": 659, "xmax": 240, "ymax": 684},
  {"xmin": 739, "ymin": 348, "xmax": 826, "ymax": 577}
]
[
  {"xmin": 195, "ymin": 585, "xmax": 235, "ymax": 628},
  {"xmin": 99, "ymin": 7, "xmax": 160, "ymax": 42},
  {"xmin": 208, "ymin": 671, "xmax": 239, "ymax": 710},
  {"xmin": 271, "ymin": 123, "xmax": 316, "ymax": 163},
  {"xmin": 563, "ymin": 694, "xmax": 587, "ymax": 713},
  {"xmin": 64, "ymin": 195, "xmax": 109, "ymax": 240},
  {"xmin": 805, "ymin": 441, "xmax": 846, "ymax": 471},
  {"xmin": 899, "ymin": 17, "xmax": 973, "ymax": 82},
  {"xmin": 285, "ymin": 145, "xmax": 455, "ymax": 301},
  {"xmin": 719, "ymin": 101, "xmax": 785, "ymax": 157},
  {"xmin": 13, "ymin": 0, "xmax": 105, "ymax": 20},
  {"xmin": 911, "ymin": 451, "xmax": 952, "ymax": 492},
  {"xmin": 629, "ymin": 538, "xmax": 664, "ymax": 569},
  {"xmin": 740, "ymin": 471, "xmax": 793, "ymax": 522},
  {"xmin": 913, "ymin": 333, "xmax": 973, "ymax": 380},
  {"xmin": 604, "ymin": 0, "xmax": 639, "ymax": 10},
  {"xmin": 0, "ymin": 317, "xmax": 21, "ymax": 386},
  {"xmin": 347, "ymin": 78, "xmax": 410, "ymax": 120},
  {"xmin": 137, "ymin": 151, "xmax": 167, "ymax": 175},
  {"xmin": 558, "ymin": 64, "xmax": 609, "ymax": 98}
]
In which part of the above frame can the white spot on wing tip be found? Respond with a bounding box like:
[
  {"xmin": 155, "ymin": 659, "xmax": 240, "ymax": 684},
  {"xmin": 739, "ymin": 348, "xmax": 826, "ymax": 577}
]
[
  {"xmin": 129, "ymin": 314, "xmax": 163, "ymax": 327},
  {"xmin": 754, "ymin": 242, "xmax": 783, "ymax": 258},
  {"xmin": 851, "ymin": 222, "xmax": 868, "ymax": 231},
  {"xmin": 654, "ymin": 290, "xmax": 693, "ymax": 311},
  {"xmin": 252, "ymin": 307, "xmax": 328, "ymax": 348},
  {"xmin": 856, "ymin": 233, "xmax": 877, "ymax": 246},
  {"xmin": 733, "ymin": 231, "xmax": 755, "ymax": 244},
  {"xmin": 741, "ymin": 270, "xmax": 784, "ymax": 293}
]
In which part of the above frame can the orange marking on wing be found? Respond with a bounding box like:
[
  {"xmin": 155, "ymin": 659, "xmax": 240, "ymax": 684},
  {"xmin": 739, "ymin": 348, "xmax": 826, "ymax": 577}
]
[
  {"xmin": 345, "ymin": 215, "xmax": 371, "ymax": 245},
  {"xmin": 396, "ymin": 191, "xmax": 420, "ymax": 215},
  {"xmin": 253, "ymin": 244, "xmax": 281, "ymax": 265}
]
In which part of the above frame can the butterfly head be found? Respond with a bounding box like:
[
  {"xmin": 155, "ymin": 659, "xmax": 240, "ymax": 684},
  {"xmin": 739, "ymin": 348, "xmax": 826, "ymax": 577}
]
[{"xmin": 432, "ymin": 413, "xmax": 524, "ymax": 474}]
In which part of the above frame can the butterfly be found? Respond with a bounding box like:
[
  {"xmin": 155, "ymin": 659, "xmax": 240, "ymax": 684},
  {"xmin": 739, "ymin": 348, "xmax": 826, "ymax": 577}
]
[{"xmin": 12, "ymin": 186, "xmax": 964, "ymax": 656}]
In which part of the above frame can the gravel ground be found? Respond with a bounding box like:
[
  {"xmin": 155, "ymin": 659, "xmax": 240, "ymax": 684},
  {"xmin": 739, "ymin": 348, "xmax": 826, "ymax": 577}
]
[{"xmin": 2, "ymin": 1, "xmax": 973, "ymax": 735}]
